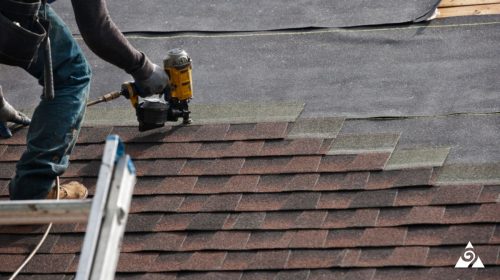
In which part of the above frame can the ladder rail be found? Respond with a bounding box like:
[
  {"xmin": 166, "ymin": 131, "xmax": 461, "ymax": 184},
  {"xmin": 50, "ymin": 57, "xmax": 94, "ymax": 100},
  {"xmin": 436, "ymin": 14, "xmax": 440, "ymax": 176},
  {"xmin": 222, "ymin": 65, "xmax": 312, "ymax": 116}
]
[
  {"xmin": 0, "ymin": 135, "xmax": 136, "ymax": 280},
  {"xmin": 0, "ymin": 200, "xmax": 91, "ymax": 225}
]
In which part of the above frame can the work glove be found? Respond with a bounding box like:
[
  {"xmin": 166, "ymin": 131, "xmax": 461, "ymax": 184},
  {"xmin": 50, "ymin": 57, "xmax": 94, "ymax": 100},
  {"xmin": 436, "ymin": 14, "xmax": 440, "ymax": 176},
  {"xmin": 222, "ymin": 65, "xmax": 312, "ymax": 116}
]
[
  {"xmin": 134, "ymin": 64, "xmax": 169, "ymax": 98},
  {"xmin": 0, "ymin": 87, "xmax": 31, "ymax": 138}
]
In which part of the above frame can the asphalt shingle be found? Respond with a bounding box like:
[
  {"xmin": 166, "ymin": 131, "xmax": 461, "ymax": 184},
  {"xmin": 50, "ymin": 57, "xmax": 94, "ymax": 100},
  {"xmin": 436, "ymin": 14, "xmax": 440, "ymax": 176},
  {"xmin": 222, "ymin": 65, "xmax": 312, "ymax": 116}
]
[{"xmin": 0, "ymin": 118, "xmax": 499, "ymax": 278}]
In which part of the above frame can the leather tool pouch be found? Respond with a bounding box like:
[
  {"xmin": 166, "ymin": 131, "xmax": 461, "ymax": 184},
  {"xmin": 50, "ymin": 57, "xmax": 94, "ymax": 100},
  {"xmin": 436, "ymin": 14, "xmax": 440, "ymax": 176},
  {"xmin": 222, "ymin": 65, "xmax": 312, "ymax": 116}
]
[{"xmin": 0, "ymin": 0, "xmax": 46, "ymax": 68}]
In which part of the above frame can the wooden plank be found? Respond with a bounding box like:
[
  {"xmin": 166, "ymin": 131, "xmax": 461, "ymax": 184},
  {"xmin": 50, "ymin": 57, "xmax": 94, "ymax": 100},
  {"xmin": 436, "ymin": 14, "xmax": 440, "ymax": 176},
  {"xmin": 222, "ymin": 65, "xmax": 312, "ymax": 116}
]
[
  {"xmin": 438, "ymin": 3, "xmax": 500, "ymax": 17},
  {"xmin": 439, "ymin": 0, "xmax": 500, "ymax": 8},
  {"xmin": 0, "ymin": 200, "xmax": 91, "ymax": 224}
]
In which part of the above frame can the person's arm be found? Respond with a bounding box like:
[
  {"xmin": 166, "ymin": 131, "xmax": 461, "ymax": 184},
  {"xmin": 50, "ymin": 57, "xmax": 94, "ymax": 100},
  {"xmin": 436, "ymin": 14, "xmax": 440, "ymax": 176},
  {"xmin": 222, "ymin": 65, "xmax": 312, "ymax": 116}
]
[{"xmin": 71, "ymin": 0, "xmax": 167, "ymax": 95}]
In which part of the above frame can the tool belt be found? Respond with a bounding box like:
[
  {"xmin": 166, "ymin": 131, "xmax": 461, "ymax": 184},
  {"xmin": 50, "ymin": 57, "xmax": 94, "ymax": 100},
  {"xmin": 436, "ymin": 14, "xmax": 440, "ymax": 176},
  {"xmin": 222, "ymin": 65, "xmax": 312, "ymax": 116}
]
[{"xmin": 0, "ymin": 0, "xmax": 47, "ymax": 68}]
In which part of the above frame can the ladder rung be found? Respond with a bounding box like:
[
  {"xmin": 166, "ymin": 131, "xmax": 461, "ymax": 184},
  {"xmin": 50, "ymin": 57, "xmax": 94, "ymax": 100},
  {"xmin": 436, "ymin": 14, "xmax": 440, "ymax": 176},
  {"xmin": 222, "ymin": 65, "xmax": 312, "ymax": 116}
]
[{"xmin": 0, "ymin": 199, "xmax": 92, "ymax": 225}]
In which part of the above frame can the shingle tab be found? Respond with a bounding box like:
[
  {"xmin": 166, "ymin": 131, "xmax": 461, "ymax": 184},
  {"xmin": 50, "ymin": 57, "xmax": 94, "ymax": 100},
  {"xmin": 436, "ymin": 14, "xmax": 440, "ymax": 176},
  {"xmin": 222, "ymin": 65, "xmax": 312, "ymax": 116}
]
[
  {"xmin": 328, "ymin": 133, "xmax": 400, "ymax": 155},
  {"xmin": 385, "ymin": 147, "xmax": 450, "ymax": 170},
  {"xmin": 224, "ymin": 123, "xmax": 289, "ymax": 141},
  {"xmin": 318, "ymin": 153, "xmax": 390, "ymax": 172},
  {"xmin": 288, "ymin": 118, "xmax": 345, "ymax": 139},
  {"xmin": 435, "ymin": 163, "xmax": 500, "ymax": 185},
  {"xmin": 366, "ymin": 169, "xmax": 433, "ymax": 189}
]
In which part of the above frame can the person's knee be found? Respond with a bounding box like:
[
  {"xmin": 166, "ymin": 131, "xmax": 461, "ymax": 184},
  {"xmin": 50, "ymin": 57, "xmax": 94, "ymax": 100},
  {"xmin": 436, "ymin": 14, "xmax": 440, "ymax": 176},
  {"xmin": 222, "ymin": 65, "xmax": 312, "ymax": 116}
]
[{"xmin": 52, "ymin": 49, "xmax": 92, "ymax": 103}]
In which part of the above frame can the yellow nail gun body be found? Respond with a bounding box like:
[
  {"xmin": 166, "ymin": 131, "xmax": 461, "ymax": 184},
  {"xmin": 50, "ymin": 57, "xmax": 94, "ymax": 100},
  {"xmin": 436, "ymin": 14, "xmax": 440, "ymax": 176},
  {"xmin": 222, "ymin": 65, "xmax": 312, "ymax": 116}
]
[{"xmin": 87, "ymin": 48, "xmax": 193, "ymax": 131}]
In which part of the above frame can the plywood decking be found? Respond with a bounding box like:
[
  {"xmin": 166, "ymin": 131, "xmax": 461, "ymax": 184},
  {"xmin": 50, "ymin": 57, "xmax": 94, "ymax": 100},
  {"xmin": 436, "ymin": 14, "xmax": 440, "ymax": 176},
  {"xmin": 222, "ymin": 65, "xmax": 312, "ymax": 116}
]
[{"xmin": 438, "ymin": 0, "xmax": 500, "ymax": 18}]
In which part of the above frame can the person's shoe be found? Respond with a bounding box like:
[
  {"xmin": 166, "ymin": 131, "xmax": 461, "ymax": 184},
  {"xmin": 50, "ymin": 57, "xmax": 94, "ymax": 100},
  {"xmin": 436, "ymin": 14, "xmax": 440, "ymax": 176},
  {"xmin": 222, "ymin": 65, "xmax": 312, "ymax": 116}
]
[{"xmin": 46, "ymin": 181, "xmax": 88, "ymax": 199}]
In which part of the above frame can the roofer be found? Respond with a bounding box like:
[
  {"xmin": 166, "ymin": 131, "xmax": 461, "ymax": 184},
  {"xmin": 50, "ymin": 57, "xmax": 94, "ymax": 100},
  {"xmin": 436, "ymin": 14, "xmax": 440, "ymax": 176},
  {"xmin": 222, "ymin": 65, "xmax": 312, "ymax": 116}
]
[{"xmin": 0, "ymin": 0, "xmax": 168, "ymax": 200}]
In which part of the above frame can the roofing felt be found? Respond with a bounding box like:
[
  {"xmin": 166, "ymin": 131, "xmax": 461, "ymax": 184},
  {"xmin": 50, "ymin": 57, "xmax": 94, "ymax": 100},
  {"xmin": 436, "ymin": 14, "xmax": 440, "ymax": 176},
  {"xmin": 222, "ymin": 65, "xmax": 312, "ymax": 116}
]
[
  {"xmin": 50, "ymin": 0, "xmax": 440, "ymax": 33},
  {"xmin": 0, "ymin": 120, "xmax": 499, "ymax": 279},
  {"xmin": 2, "ymin": 15, "xmax": 500, "ymax": 164},
  {"xmin": 3, "ymin": 15, "xmax": 500, "ymax": 119}
]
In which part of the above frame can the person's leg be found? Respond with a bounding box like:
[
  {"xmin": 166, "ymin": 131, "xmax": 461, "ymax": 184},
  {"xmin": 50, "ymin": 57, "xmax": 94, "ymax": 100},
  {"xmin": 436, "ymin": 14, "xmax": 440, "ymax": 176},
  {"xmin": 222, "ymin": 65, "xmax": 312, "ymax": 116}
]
[{"xmin": 9, "ymin": 5, "xmax": 92, "ymax": 199}]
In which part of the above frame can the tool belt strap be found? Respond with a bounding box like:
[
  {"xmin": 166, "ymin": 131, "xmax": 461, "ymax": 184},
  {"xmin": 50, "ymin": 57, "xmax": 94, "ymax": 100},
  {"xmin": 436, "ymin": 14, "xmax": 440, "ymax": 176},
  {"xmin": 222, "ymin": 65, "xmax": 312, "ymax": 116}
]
[
  {"xmin": 0, "ymin": 0, "xmax": 41, "ymax": 17},
  {"xmin": 0, "ymin": 0, "xmax": 46, "ymax": 68}
]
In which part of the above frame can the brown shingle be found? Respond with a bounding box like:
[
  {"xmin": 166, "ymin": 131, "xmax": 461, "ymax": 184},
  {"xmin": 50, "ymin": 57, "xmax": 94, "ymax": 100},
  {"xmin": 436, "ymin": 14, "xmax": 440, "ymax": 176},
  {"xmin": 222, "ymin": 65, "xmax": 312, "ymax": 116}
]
[
  {"xmin": 222, "ymin": 252, "xmax": 254, "ymax": 270},
  {"xmin": 376, "ymin": 206, "xmax": 445, "ymax": 227},
  {"xmin": 249, "ymin": 250, "xmax": 290, "ymax": 269},
  {"xmin": 224, "ymin": 123, "xmax": 288, "ymax": 141},
  {"xmin": 177, "ymin": 196, "xmax": 208, "ymax": 212},
  {"xmin": 256, "ymin": 174, "xmax": 295, "ymax": 192},
  {"xmin": 259, "ymin": 139, "xmax": 324, "ymax": 156},
  {"xmin": 139, "ymin": 232, "xmax": 186, "ymax": 252},
  {"xmin": 134, "ymin": 160, "xmax": 186, "ymax": 176},
  {"xmin": 180, "ymin": 158, "xmax": 244, "ymax": 175},
  {"xmin": 153, "ymin": 253, "xmax": 190, "ymax": 272},
  {"xmin": 286, "ymin": 250, "xmax": 345, "ymax": 269},
  {"xmin": 246, "ymin": 231, "xmax": 294, "ymax": 249},
  {"xmin": 126, "ymin": 143, "xmax": 201, "ymax": 159},
  {"xmin": 241, "ymin": 156, "xmax": 321, "ymax": 174},
  {"xmin": 359, "ymin": 227, "xmax": 407, "ymax": 247},
  {"xmin": 315, "ymin": 172, "xmax": 369, "ymax": 191},
  {"xmin": 182, "ymin": 251, "xmax": 227, "ymax": 270},
  {"xmin": 395, "ymin": 185, "xmax": 483, "ymax": 206},
  {"xmin": 236, "ymin": 193, "xmax": 288, "ymax": 211},
  {"xmin": 202, "ymin": 194, "xmax": 243, "ymax": 211},
  {"xmin": 187, "ymin": 213, "xmax": 229, "ymax": 230},
  {"xmin": 366, "ymin": 169, "xmax": 433, "ymax": 189},
  {"xmin": 131, "ymin": 196, "xmax": 184, "ymax": 213},
  {"xmin": 128, "ymin": 214, "xmax": 164, "ymax": 232},
  {"xmin": 442, "ymin": 204, "xmax": 500, "ymax": 224},
  {"xmin": 0, "ymin": 145, "xmax": 24, "ymax": 161},
  {"xmin": 191, "ymin": 124, "xmax": 230, "ymax": 142},
  {"xmin": 310, "ymin": 269, "xmax": 376, "ymax": 280},
  {"xmin": 229, "ymin": 212, "xmax": 266, "ymax": 230},
  {"xmin": 151, "ymin": 177, "xmax": 198, "ymax": 194},
  {"xmin": 295, "ymin": 211, "xmax": 328, "ymax": 228},
  {"xmin": 289, "ymin": 230, "xmax": 329, "ymax": 248},
  {"xmin": 318, "ymin": 153, "xmax": 390, "ymax": 173},
  {"xmin": 356, "ymin": 247, "xmax": 429, "ymax": 267},
  {"xmin": 195, "ymin": 141, "xmax": 263, "ymax": 158},
  {"xmin": 323, "ymin": 209, "xmax": 380, "ymax": 228},
  {"xmin": 0, "ymin": 234, "xmax": 59, "ymax": 254},
  {"xmin": 262, "ymin": 212, "xmax": 302, "ymax": 229},
  {"xmin": 192, "ymin": 176, "xmax": 231, "ymax": 193},
  {"xmin": 51, "ymin": 234, "xmax": 83, "ymax": 254},
  {"xmin": 286, "ymin": 174, "xmax": 320, "ymax": 191},
  {"xmin": 23, "ymin": 254, "xmax": 76, "ymax": 273},
  {"xmin": 325, "ymin": 229, "xmax": 364, "ymax": 248},
  {"xmin": 223, "ymin": 175, "xmax": 260, "ymax": 193}
]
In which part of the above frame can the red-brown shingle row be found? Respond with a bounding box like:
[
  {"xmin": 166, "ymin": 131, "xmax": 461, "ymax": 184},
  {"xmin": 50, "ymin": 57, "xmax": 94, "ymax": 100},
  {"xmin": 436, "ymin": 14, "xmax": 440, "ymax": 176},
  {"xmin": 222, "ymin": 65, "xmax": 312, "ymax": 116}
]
[
  {"xmin": 123, "ymin": 186, "xmax": 497, "ymax": 213},
  {"xmin": 1, "ymin": 224, "xmax": 498, "ymax": 255},
  {"xmin": 0, "ymin": 123, "xmax": 291, "ymax": 146},
  {"xmin": 1, "ymin": 153, "xmax": 392, "ymax": 179},
  {"xmin": 3, "ymin": 268, "xmax": 500, "ymax": 280},
  {"xmin": 1, "ymin": 245, "xmax": 499, "ymax": 273},
  {"xmin": 0, "ymin": 168, "xmax": 433, "ymax": 197},
  {"xmin": 1, "ymin": 122, "xmax": 499, "ymax": 278},
  {"xmin": 0, "ymin": 139, "xmax": 333, "ymax": 162}
]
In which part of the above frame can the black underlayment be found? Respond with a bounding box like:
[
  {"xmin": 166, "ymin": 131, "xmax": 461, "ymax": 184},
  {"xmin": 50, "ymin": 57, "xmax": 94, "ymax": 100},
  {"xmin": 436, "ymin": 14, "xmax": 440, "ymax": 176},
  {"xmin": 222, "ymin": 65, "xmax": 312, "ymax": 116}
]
[
  {"xmin": 2, "ymin": 16, "xmax": 499, "ymax": 117},
  {"xmin": 1, "ymin": 15, "xmax": 499, "ymax": 164},
  {"xmin": 51, "ymin": 0, "xmax": 441, "ymax": 33}
]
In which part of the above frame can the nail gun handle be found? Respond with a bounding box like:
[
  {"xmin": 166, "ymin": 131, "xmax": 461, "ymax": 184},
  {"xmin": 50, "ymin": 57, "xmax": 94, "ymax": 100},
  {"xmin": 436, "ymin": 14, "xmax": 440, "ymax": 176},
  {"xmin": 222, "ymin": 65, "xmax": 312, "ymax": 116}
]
[{"xmin": 121, "ymin": 82, "xmax": 140, "ymax": 108}]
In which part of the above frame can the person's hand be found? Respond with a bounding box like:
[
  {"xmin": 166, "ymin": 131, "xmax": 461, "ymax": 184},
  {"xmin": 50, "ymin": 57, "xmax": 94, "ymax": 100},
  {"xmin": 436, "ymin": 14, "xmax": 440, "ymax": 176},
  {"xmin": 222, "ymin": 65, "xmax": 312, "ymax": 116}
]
[
  {"xmin": 0, "ymin": 87, "xmax": 31, "ymax": 138},
  {"xmin": 134, "ymin": 64, "xmax": 169, "ymax": 97}
]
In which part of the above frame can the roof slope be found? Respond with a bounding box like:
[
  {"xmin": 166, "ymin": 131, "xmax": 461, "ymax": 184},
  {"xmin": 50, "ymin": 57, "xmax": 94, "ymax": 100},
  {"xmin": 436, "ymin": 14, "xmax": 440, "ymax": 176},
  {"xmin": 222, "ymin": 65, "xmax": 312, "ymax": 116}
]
[{"xmin": 0, "ymin": 119, "xmax": 499, "ymax": 279}]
